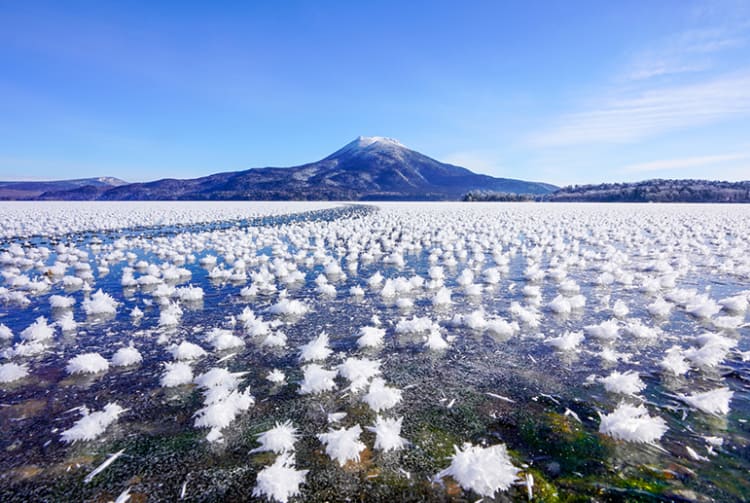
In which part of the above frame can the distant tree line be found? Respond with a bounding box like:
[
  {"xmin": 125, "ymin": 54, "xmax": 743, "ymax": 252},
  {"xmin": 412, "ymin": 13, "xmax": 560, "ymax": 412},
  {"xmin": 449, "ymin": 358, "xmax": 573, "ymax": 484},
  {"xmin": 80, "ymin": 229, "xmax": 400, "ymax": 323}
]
[
  {"xmin": 462, "ymin": 190, "xmax": 539, "ymax": 202},
  {"xmin": 463, "ymin": 179, "xmax": 750, "ymax": 203}
]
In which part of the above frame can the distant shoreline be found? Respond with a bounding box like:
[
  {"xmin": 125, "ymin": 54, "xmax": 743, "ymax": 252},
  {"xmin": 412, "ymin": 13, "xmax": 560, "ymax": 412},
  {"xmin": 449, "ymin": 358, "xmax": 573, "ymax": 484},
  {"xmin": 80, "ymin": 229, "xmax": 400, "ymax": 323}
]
[{"xmin": 463, "ymin": 179, "xmax": 750, "ymax": 203}]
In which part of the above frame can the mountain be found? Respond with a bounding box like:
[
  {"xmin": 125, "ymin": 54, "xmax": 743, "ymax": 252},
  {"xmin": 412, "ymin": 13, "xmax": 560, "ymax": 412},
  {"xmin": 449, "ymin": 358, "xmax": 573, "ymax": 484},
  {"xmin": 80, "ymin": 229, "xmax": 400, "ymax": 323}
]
[
  {"xmin": 0, "ymin": 177, "xmax": 127, "ymax": 200},
  {"xmin": 34, "ymin": 137, "xmax": 556, "ymax": 201}
]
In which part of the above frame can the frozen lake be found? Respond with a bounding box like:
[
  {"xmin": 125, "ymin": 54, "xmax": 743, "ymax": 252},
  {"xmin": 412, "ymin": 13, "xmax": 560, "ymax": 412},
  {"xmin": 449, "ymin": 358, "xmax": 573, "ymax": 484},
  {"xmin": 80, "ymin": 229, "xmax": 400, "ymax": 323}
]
[{"xmin": 1, "ymin": 202, "xmax": 749, "ymax": 502}]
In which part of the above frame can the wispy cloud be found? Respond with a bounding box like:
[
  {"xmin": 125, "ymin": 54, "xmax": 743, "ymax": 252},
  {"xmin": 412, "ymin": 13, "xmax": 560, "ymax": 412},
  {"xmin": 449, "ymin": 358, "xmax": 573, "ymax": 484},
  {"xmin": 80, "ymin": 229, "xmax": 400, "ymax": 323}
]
[
  {"xmin": 627, "ymin": 62, "xmax": 707, "ymax": 81},
  {"xmin": 621, "ymin": 153, "xmax": 749, "ymax": 173},
  {"xmin": 625, "ymin": 27, "xmax": 745, "ymax": 81},
  {"xmin": 529, "ymin": 72, "xmax": 750, "ymax": 146},
  {"xmin": 529, "ymin": 17, "xmax": 750, "ymax": 149}
]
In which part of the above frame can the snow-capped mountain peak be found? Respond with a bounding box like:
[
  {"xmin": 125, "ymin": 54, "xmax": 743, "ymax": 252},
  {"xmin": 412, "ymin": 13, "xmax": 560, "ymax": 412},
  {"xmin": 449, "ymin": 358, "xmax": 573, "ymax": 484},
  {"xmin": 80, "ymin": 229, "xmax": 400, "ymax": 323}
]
[
  {"xmin": 326, "ymin": 136, "xmax": 407, "ymax": 159},
  {"xmin": 96, "ymin": 177, "xmax": 128, "ymax": 186},
  {"xmin": 355, "ymin": 136, "xmax": 405, "ymax": 148}
]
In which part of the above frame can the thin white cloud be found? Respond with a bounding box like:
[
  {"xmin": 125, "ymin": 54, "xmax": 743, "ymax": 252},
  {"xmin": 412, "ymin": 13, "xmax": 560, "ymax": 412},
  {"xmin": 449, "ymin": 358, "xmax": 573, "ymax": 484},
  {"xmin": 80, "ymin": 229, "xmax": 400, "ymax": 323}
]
[
  {"xmin": 625, "ymin": 26, "xmax": 745, "ymax": 81},
  {"xmin": 627, "ymin": 62, "xmax": 707, "ymax": 81},
  {"xmin": 530, "ymin": 72, "xmax": 750, "ymax": 146},
  {"xmin": 530, "ymin": 20, "xmax": 750, "ymax": 148},
  {"xmin": 677, "ymin": 27, "xmax": 745, "ymax": 53},
  {"xmin": 621, "ymin": 153, "xmax": 749, "ymax": 173}
]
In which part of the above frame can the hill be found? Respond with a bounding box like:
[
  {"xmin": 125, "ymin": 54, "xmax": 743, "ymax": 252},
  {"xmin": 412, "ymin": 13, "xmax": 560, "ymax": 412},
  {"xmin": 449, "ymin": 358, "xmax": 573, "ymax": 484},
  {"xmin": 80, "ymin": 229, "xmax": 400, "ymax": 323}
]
[{"xmin": 0, "ymin": 177, "xmax": 127, "ymax": 200}]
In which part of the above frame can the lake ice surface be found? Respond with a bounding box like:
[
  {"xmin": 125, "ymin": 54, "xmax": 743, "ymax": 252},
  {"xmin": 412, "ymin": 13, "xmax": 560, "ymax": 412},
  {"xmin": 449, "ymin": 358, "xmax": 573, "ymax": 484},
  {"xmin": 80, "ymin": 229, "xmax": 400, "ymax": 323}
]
[{"xmin": 0, "ymin": 202, "xmax": 749, "ymax": 502}]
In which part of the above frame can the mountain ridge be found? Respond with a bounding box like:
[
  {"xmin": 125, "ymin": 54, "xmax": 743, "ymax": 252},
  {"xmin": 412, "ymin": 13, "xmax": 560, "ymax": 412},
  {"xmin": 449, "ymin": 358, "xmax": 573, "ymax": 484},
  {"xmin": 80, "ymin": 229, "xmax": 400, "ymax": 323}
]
[
  {"xmin": 0, "ymin": 177, "xmax": 127, "ymax": 200},
  {"xmin": 32, "ymin": 137, "xmax": 556, "ymax": 201}
]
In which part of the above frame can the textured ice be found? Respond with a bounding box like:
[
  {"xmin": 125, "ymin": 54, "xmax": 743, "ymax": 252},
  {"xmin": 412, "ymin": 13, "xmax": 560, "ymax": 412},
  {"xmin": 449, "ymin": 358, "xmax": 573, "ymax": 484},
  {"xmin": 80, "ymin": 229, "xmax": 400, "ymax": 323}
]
[
  {"xmin": 437, "ymin": 442, "xmax": 520, "ymax": 497},
  {"xmin": 337, "ymin": 357, "xmax": 381, "ymax": 392},
  {"xmin": 298, "ymin": 364, "xmax": 337, "ymax": 395},
  {"xmin": 599, "ymin": 370, "xmax": 646, "ymax": 395},
  {"xmin": 168, "ymin": 341, "xmax": 207, "ymax": 361},
  {"xmin": 598, "ymin": 402, "xmax": 667, "ymax": 444},
  {"xmin": 66, "ymin": 352, "xmax": 110, "ymax": 375},
  {"xmin": 367, "ymin": 416, "xmax": 408, "ymax": 452},
  {"xmin": 2, "ymin": 202, "xmax": 750, "ymax": 500},
  {"xmin": 20, "ymin": 316, "xmax": 55, "ymax": 342},
  {"xmin": 266, "ymin": 368, "xmax": 286, "ymax": 384},
  {"xmin": 60, "ymin": 403, "xmax": 125, "ymax": 443},
  {"xmin": 110, "ymin": 345, "xmax": 143, "ymax": 367},
  {"xmin": 356, "ymin": 326, "xmax": 385, "ymax": 348},
  {"xmin": 298, "ymin": 332, "xmax": 332, "ymax": 362},
  {"xmin": 363, "ymin": 377, "xmax": 402, "ymax": 412},
  {"xmin": 660, "ymin": 346, "xmax": 690, "ymax": 376},
  {"xmin": 317, "ymin": 425, "xmax": 365, "ymax": 466},
  {"xmin": 204, "ymin": 328, "xmax": 245, "ymax": 351},
  {"xmin": 546, "ymin": 331, "xmax": 584, "ymax": 351},
  {"xmin": 679, "ymin": 387, "xmax": 733, "ymax": 415},
  {"xmin": 0, "ymin": 323, "xmax": 12, "ymax": 340},
  {"xmin": 252, "ymin": 420, "xmax": 299, "ymax": 454},
  {"xmin": 252, "ymin": 452, "xmax": 308, "ymax": 503},
  {"xmin": 160, "ymin": 361, "xmax": 194, "ymax": 387},
  {"xmin": 0, "ymin": 362, "xmax": 29, "ymax": 383},
  {"xmin": 83, "ymin": 289, "xmax": 118, "ymax": 316}
]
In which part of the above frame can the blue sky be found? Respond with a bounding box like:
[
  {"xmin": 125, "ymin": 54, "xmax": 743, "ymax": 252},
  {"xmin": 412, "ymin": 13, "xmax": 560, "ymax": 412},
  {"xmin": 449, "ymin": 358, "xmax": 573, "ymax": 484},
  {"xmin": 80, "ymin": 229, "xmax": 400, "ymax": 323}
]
[{"xmin": 1, "ymin": 0, "xmax": 749, "ymax": 185}]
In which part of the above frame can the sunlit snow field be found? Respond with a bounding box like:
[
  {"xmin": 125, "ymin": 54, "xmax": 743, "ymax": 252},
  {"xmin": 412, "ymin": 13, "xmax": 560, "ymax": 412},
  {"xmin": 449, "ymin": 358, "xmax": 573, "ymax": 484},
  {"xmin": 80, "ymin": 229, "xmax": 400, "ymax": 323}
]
[{"xmin": 0, "ymin": 202, "xmax": 749, "ymax": 502}]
